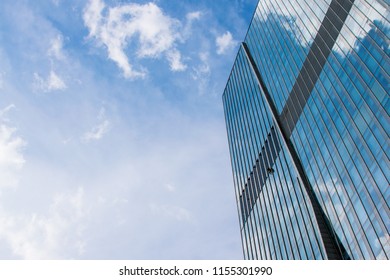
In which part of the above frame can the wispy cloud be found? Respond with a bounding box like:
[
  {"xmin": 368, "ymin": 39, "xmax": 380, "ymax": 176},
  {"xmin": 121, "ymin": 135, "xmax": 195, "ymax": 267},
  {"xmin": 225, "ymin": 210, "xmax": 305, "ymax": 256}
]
[
  {"xmin": 0, "ymin": 0, "xmax": 245, "ymax": 260},
  {"xmin": 82, "ymin": 120, "xmax": 110, "ymax": 142},
  {"xmin": 186, "ymin": 11, "xmax": 202, "ymax": 21},
  {"xmin": 166, "ymin": 49, "xmax": 186, "ymax": 71},
  {"xmin": 0, "ymin": 186, "xmax": 87, "ymax": 259},
  {"xmin": 83, "ymin": 0, "xmax": 188, "ymax": 78},
  {"xmin": 191, "ymin": 51, "xmax": 211, "ymax": 95},
  {"xmin": 33, "ymin": 70, "xmax": 67, "ymax": 92},
  {"xmin": 192, "ymin": 52, "xmax": 210, "ymax": 78},
  {"xmin": 183, "ymin": 11, "xmax": 202, "ymax": 39},
  {"xmin": 82, "ymin": 107, "xmax": 110, "ymax": 142},
  {"xmin": 164, "ymin": 183, "xmax": 175, "ymax": 192},
  {"xmin": 216, "ymin": 31, "xmax": 237, "ymax": 55},
  {"xmin": 51, "ymin": 0, "xmax": 60, "ymax": 7},
  {"xmin": 150, "ymin": 203, "xmax": 191, "ymax": 222},
  {"xmin": 0, "ymin": 105, "xmax": 26, "ymax": 189},
  {"xmin": 0, "ymin": 104, "xmax": 16, "ymax": 121},
  {"xmin": 48, "ymin": 35, "xmax": 65, "ymax": 61}
]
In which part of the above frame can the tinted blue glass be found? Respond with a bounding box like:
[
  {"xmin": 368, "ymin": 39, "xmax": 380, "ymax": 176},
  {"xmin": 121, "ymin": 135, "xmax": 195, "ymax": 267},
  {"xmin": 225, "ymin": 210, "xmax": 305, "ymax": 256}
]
[{"xmin": 223, "ymin": 0, "xmax": 389, "ymax": 260}]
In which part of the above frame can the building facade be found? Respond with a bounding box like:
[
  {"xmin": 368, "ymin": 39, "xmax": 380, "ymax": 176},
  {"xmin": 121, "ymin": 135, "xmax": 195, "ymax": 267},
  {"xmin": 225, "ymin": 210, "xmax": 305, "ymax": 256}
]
[{"xmin": 223, "ymin": 0, "xmax": 389, "ymax": 259}]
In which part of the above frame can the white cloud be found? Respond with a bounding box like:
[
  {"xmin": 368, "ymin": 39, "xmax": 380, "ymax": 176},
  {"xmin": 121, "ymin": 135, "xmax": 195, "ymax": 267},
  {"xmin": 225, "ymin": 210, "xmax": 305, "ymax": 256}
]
[
  {"xmin": 82, "ymin": 119, "xmax": 110, "ymax": 142},
  {"xmin": 83, "ymin": 0, "xmax": 187, "ymax": 78},
  {"xmin": 0, "ymin": 105, "xmax": 26, "ymax": 189},
  {"xmin": 182, "ymin": 11, "xmax": 202, "ymax": 41},
  {"xmin": 166, "ymin": 49, "xmax": 187, "ymax": 71},
  {"xmin": 164, "ymin": 183, "xmax": 175, "ymax": 192},
  {"xmin": 150, "ymin": 203, "xmax": 191, "ymax": 222},
  {"xmin": 216, "ymin": 31, "xmax": 237, "ymax": 55},
  {"xmin": 186, "ymin": 11, "xmax": 202, "ymax": 21},
  {"xmin": 0, "ymin": 104, "xmax": 16, "ymax": 121},
  {"xmin": 0, "ymin": 187, "xmax": 87, "ymax": 259},
  {"xmin": 48, "ymin": 35, "xmax": 65, "ymax": 60},
  {"xmin": 0, "ymin": 0, "xmax": 242, "ymax": 260},
  {"xmin": 334, "ymin": 1, "xmax": 389, "ymax": 55},
  {"xmin": 82, "ymin": 107, "xmax": 110, "ymax": 142},
  {"xmin": 191, "ymin": 51, "xmax": 211, "ymax": 95},
  {"xmin": 83, "ymin": 0, "xmax": 105, "ymax": 39},
  {"xmin": 196, "ymin": 52, "xmax": 210, "ymax": 77},
  {"xmin": 0, "ymin": 126, "xmax": 24, "ymax": 171},
  {"xmin": 33, "ymin": 70, "xmax": 67, "ymax": 92}
]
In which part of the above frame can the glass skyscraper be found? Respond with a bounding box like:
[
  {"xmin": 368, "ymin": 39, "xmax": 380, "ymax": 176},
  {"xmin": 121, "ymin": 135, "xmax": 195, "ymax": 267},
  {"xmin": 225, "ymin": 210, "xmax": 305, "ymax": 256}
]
[{"xmin": 223, "ymin": 0, "xmax": 389, "ymax": 259}]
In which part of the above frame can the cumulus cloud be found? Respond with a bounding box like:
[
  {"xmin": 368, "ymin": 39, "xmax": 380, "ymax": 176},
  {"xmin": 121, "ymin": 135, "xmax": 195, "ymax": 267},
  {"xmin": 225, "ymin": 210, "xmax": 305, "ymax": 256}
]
[
  {"xmin": 254, "ymin": 0, "xmax": 332, "ymax": 48},
  {"xmin": 0, "ymin": 105, "xmax": 26, "ymax": 189},
  {"xmin": 334, "ymin": 1, "xmax": 389, "ymax": 55},
  {"xmin": 33, "ymin": 70, "xmax": 67, "ymax": 92},
  {"xmin": 82, "ymin": 107, "xmax": 110, "ymax": 142},
  {"xmin": 216, "ymin": 31, "xmax": 237, "ymax": 55},
  {"xmin": 0, "ymin": 187, "xmax": 87, "ymax": 259},
  {"xmin": 83, "ymin": 0, "xmax": 188, "ymax": 78}
]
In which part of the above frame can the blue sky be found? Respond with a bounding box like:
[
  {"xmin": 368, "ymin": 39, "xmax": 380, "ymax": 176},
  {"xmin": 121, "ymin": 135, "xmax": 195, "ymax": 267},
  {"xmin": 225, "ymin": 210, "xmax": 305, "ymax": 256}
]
[{"xmin": 0, "ymin": 0, "xmax": 256, "ymax": 259}]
